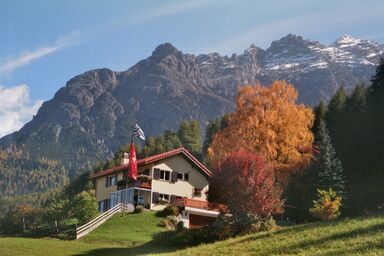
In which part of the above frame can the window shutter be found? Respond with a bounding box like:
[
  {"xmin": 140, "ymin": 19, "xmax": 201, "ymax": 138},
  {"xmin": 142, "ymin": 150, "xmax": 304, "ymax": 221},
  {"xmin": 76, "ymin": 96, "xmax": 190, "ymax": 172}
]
[
  {"xmin": 153, "ymin": 168, "xmax": 160, "ymax": 180},
  {"xmin": 170, "ymin": 195, "xmax": 176, "ymax": 204},
  {"xmin": 171, "ymin": 172, "xmax": 178, "ymax": 183},
  {"xmin": 152, "ymin": 192, "xmax": 159, "ymax": 203}
]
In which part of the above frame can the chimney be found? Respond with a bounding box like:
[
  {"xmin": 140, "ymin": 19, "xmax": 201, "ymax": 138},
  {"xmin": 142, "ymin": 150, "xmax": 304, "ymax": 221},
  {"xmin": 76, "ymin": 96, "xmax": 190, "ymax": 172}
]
[{"xmin": 121, "ymin": 152, "xmax": 129, "ymax": 165}]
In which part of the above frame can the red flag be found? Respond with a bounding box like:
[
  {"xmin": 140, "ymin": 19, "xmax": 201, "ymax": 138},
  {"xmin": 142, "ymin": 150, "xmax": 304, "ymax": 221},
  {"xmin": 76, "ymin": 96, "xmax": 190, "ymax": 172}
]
[{"xmin": 128, "ymin": 142, "xmax": 137, "ymax": 180}]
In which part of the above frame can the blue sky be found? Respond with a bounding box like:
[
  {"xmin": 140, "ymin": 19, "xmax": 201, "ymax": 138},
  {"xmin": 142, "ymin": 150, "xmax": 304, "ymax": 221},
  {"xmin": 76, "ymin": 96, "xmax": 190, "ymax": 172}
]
[{"xmin": 0, "ymin": 0, "xmax": 384, "ymax": 137}]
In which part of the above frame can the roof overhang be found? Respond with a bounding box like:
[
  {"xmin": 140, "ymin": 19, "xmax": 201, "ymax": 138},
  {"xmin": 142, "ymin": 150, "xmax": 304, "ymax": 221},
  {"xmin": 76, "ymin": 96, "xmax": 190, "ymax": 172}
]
[{"xmin": 90, "ymin": 147, "xmax": 212, "ymax": 179}]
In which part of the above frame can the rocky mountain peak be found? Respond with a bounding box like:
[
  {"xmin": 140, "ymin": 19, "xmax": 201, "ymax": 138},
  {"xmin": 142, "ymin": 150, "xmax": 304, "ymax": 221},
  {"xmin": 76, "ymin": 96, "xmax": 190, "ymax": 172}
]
[
  {"xmin": 245, "ymin": 43, "xmax": 261, "ymax": 55},
  {"xmin": 333, "ymin": 34, "xmax": 363, "ymax": 47},
  {"xmin": 267, "ymin": 33, "xmax": 313, "ymax": 56},
  {"xmin": 151, "ymin": 42, "xmax": 181, "ymax": 58},
  {"xmin": 327, "ymin": 35, "xmax": 384, "ymax": 67}
]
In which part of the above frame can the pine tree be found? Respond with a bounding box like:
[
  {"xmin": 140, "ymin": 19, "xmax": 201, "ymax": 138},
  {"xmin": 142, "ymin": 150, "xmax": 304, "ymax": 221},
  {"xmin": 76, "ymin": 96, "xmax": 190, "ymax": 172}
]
[
  {"xmin": 367, "ymin": 58, "xmax": 384, "ymax": 176},
  {"xmin": 327, "ymin": 87, "xmax": 347, "ymax": 114},
  {"xmin": 313, "ymin": 120, "xmax": 345, "ymax": 196},
  {"xmin": 342, "ymin": 84, "xmax": 369, "ymax": 182},
  {"xmin": 325, "ymin": 86, "xmax": 347, "ymax": 159},
  {"xmin": 202, "ymin": 114, "xmax": 229, "ymax": 160},
  {"xmin": 312, "ymin": 100, "xmax": 327, "ymax": 142},
  {"xmin": 371, "ymin": 58, "xmax": 384, "ymax": 90},
  {"xmin": 178, "ymin": 120, "xmax": 202, "ymax": 159}
]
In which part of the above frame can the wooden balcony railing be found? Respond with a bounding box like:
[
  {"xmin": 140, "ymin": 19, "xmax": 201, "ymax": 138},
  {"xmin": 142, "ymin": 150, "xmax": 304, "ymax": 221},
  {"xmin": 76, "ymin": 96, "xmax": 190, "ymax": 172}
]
[
  {"xmin": 117, "ymin": 178, "xmax": 152, "ymax": 190},
  {"xmin": 173, "ymin": 198, "xmax": 227, "ymax": 212},
  {"xmin": 132, "ymin": 180, "xmax": 151, "ymax": 189}
]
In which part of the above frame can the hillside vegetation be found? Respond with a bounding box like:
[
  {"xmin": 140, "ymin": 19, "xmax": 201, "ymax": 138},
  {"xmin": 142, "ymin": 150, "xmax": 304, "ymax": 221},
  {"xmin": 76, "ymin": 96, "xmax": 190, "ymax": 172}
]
[
  {"xmin": 0, "ymin": 148, "xmax": 68, "ymax": 198},
  {"xmin": 0, "ymin": 213, "xmax": 384, "ymax": 256}
]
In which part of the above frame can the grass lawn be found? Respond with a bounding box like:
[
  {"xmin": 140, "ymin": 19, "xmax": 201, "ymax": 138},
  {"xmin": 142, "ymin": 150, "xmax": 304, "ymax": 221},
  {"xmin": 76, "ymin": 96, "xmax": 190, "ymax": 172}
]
[
  {"xmin": 1, "ymin": 213, "xmax": 384, "ymax": 256},
  {"xmin": 81, "ymin": 211, "xmax": 166, "ymax": 247},
  {"xmin": 0, "ymin": 211, "xmax": 176, "ymax": 256},
  {"xmin": 0, "ymin": 237, "xmax": 102, "ymax": 256},
  {"xmin": 169, "ymin": 215, "xmax": 384, "ymax": 256}
]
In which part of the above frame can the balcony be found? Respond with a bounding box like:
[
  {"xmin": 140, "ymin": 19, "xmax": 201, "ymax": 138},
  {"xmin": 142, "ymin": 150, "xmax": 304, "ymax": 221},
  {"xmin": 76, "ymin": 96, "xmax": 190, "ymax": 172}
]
[
  {"xmin": 132, "ymin": 179, "xmax": 151, "ymax": 189},
  {"xmin": 173, "ymin": 198, "xmax": 227, "ymax": 212},
  {"xmin": 117, "ymin": 175, "xmax": 152, "ymax": 190}
]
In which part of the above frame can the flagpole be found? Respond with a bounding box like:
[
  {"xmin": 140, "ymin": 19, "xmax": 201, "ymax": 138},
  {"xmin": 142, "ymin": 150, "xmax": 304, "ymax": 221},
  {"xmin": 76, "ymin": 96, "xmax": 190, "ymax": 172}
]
[{"xmin": 125, "ymin": 122, "xmax": 135, "ymax": 214}]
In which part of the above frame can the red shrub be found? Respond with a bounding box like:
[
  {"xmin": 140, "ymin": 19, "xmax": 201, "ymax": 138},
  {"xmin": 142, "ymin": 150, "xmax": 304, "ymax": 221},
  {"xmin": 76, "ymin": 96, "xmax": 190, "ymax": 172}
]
[{"xmin": 211, "ymin": 150, "xmax": 283, "ymax": 220}]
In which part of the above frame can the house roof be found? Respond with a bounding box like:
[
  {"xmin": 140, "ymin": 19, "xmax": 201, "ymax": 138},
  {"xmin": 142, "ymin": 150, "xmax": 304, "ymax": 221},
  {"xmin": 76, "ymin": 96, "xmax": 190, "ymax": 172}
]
[{"xmin": 90, "ymin": 147, "xmax": 212, "ymax": 179}]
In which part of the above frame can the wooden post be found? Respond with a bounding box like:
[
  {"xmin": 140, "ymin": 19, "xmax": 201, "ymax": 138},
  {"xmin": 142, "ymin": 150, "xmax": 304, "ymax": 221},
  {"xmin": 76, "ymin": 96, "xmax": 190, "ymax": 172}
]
[
  {"xmin": 22, "ymin": 217, "xmax": 26, "ymax": 232},
  {"xmin": 55, "ymin": 220, "xmax": 59, "ymax": 234}
]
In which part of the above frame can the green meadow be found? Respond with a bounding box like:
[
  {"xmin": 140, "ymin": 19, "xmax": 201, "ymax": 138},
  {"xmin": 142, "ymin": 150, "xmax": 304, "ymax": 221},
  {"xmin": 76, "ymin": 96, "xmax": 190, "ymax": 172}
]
[{"xmin": 1, "ymin": 212, "xmax": 384, "ymax": 256}]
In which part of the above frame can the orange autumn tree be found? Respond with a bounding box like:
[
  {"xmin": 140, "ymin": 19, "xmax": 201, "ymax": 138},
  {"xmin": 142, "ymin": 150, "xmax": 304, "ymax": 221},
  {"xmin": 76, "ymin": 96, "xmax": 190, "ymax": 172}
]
[{"xmin": 208, "ymin": 80, "xmax": 314, "ymax": 172}]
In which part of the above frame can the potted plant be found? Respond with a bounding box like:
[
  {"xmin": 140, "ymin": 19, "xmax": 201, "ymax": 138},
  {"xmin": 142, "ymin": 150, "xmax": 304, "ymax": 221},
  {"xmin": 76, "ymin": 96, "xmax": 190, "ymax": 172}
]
[
  {"xmin": 117, "ymin": 179, "xmax": 127, "ymax": 190},
  {"xmin": 137, "ymin": 175, "xmax": 152, "ymax": 182},
  {"xmin": 137, "ymin": 175, "xmax": 152, "ymax": 188},
  {"xmin": 193, "ymin": 188, "xmax": 202, "ymax": 197}
]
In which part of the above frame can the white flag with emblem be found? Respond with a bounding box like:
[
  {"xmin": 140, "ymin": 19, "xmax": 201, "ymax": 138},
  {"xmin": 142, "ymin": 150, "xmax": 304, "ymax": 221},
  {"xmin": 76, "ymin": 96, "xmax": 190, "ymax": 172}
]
[{"xmin": 132, "ymin": 123, "xmax": 145, "ymax": 140}]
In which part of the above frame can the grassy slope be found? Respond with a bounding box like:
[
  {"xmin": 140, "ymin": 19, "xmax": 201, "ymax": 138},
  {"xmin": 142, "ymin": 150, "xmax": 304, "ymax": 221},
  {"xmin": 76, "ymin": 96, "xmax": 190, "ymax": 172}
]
[
  {"xmin": 169, "ymin": 215, "xmax": 384, "ymax": 256},
  {"xmin": 0, "ymin": 211, "xmax": 173, "ymax": 256},
  {"xmin": 1, "ymin": 213, "xmax": 384, "ymax": 256},
  {"xmin": 81, "ymin": 211, "xmax": 165, "ymax": 247},
  {"xmin": 0, "ymin": 237, "xmax": 102, "ymax": 256}
]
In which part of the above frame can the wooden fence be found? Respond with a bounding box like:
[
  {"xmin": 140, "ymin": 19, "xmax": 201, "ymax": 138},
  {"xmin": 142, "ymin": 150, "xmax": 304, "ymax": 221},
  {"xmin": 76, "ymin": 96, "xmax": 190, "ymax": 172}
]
[{"xmin": 76, "ymin": 203, "xmax": 134, "ymax": 239}]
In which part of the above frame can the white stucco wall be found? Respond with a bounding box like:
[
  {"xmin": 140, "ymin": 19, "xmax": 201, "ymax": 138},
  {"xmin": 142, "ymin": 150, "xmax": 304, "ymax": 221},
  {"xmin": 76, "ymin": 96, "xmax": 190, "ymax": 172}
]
[{"xmin": 150, "ymin": 155, "xmax": 209, "ymax": 209}]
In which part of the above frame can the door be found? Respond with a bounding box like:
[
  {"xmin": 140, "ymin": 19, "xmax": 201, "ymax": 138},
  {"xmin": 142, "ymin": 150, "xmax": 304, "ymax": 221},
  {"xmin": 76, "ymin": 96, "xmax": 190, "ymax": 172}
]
[{"xmin": 189, "ymin": 214, "xmax": 216, "ymax": 229}]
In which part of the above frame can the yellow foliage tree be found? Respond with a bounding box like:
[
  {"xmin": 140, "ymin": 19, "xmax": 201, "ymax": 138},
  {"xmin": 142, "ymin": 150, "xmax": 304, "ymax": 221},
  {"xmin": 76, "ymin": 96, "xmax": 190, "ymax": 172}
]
[
  {"xmin": 208, "ymin": 80, "xmax": 314, "ymax": 172},
  {"xmin": 310, "ymin": 188, "xmax": 342, "ymax": 221}
]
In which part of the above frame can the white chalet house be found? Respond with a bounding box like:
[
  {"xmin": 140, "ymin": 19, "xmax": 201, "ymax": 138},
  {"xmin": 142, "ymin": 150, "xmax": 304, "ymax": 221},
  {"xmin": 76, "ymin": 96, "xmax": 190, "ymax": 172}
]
[{"xmin": 91, "ymin": 147, "xmax": 220, "ymax": 228}]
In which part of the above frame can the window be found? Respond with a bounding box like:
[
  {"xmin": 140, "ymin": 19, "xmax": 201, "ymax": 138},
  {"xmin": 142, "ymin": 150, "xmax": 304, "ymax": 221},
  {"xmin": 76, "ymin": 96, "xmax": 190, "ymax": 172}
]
[
  {"xmin": 142, "ymin": 168, "xmax": 150, "ymax": 176},
  {"xmin": 98, "ymin": 201, "xmax": 104, "ymax": 212},
  {"xmin": 159, "ymin": 193, "xmax": 170, "ymax": 202},
  {"xmin": 160, "ymin": 170, "xmax": 170, "ymax": 181},
  {"xmin": 105, "ymin": 175, "xmax": 117, "ymax": 187},
  {"xmin": 105, "ymin": 199, "xmax": 111, "ymax": 210},
  {"xmin": 98, "ymin": 199, "xmax": 111, "ymax": 212},
  {"xmin": 193, "ymin": 188, "xmax": 202, "ymax": 197},
  {"xmin": 177, "ymin": 172, "xmax": 189, "ymax": 181}
]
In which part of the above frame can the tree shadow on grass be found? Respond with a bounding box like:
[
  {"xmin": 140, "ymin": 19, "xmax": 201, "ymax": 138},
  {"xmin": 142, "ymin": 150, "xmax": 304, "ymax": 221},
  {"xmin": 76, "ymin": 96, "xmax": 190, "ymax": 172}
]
[
  {"xmin": 74, "ymin": 230, "xmax": 182, "ymax": 256},
  {"xmin": 223, "ymin": 222, "xmax": 323, "ymax": 247},
  {"xmin": 75, "ymin": 219, "xmax": 384, "ymax": 255},
  {"xmin": 234, "ymin": 221, "xmax": 384, "ymax": 256}
]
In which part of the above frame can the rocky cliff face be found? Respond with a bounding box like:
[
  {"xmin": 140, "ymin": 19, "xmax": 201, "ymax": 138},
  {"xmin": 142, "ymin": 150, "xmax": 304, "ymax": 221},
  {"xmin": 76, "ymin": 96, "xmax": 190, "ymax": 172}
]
[
  {"xmin": 1, "ymin": 35, "xmax": 383, "ymax": 176},
  {"xmin": 196, "ymin": 34, "xmax": 384, "ymax": 104}
]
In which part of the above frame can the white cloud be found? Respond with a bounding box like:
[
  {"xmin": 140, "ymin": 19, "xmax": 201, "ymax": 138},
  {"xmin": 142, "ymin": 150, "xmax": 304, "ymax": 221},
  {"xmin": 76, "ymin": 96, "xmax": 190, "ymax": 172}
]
[
  {"xmin": 0, "ymin": 32, "xmax": 81, "ymax": 75},
  {"xmin": 0, "ymin": 84, "xmax": 43, "ymax": 138},
  {"xmin": 131, "ymin": 0, "xmax": 216, "ymax": 23},
  {"xmin": 87, "ymin": 0, "xmax": 220, "ymax": 36}
]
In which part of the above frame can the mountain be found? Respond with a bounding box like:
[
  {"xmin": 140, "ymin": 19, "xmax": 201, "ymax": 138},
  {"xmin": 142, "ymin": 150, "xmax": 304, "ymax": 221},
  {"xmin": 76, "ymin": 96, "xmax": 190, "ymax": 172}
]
[
  {"xmin": 1, "ymin": 34, "xmax": 383, "ymax": 182},
  {"xmin": 190, "ymin": 34, "xmax": 384, "ymax": 104}
]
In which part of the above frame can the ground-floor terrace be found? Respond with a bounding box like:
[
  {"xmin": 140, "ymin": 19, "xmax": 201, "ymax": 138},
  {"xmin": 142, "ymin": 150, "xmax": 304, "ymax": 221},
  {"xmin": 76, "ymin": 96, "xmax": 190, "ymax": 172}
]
[{"xmin": 98, "ymin": 186, "xmax": 224, "ymax": 229}]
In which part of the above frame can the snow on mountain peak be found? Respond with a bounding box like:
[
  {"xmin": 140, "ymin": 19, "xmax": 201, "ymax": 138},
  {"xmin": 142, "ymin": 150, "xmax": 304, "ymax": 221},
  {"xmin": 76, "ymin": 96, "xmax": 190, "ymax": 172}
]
[{"xmin": 334, "ymin": 35, "xmax": 362, "ymax": 48}]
